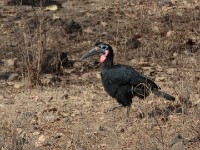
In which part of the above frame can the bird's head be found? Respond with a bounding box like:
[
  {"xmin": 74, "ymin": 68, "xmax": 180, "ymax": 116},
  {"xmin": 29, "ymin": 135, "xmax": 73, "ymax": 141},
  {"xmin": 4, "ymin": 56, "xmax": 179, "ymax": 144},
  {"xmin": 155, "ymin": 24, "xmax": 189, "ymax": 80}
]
[{"xmin": 81, "ymin": 42, "xmax": 114, "ymax": 64}]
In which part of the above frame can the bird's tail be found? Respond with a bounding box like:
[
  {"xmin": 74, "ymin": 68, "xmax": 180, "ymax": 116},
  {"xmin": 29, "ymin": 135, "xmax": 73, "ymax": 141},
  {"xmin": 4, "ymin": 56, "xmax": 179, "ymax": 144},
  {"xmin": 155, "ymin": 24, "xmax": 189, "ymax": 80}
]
[{"xmin": 152, "ymin": 89, "xmax": 175, "ymax": 101}]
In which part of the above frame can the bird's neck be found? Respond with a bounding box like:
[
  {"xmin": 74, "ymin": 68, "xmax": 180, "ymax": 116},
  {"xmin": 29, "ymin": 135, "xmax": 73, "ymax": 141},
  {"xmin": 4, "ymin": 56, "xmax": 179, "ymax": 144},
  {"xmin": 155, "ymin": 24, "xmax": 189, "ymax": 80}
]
[{"xmin": 102, "ymin": 56, "xmax": 113, "ymax": 67}]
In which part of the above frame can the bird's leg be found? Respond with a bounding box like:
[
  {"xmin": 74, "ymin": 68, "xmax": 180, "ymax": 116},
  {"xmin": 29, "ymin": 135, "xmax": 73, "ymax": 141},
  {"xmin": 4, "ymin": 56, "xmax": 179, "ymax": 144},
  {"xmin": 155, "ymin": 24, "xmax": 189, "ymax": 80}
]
[
  {"xmin": 105, "ymin": 104, "xmax": 123, "ymax": 113},
  {"xmin": 126, "ymin": 105, "xmax": 131, "ymax": 118}
]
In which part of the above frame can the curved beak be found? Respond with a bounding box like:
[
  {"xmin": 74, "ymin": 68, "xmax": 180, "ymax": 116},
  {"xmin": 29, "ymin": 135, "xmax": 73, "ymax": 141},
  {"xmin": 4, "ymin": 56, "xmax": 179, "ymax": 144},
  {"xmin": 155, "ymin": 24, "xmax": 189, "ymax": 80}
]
[{"xmin": 80, "ymin": 47, "xmax": 104, "ymax": 60}]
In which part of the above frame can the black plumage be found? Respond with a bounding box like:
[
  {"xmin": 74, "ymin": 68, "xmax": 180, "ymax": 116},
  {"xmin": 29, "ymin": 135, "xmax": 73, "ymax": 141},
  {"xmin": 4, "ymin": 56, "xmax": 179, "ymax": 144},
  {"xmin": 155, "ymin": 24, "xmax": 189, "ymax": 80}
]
[{"xmin": 81, "ymin": 42, "xmax": 175, "ymax": 117}]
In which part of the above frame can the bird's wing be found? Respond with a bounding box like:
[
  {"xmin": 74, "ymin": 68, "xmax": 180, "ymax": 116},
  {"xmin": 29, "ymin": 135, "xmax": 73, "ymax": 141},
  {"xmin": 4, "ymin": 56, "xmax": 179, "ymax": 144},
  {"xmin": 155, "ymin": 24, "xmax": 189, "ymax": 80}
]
[{"xmin": 102, "ymin": 65, "xmax": 159, "ymax": 89}]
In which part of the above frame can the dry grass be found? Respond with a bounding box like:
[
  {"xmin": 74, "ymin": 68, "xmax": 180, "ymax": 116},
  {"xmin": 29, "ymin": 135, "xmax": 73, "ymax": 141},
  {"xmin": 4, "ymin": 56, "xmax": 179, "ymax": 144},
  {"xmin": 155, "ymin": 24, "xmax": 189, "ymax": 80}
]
[{"xmin": 0, "ymin": 0, "xmax": 200, "ymax": 149}]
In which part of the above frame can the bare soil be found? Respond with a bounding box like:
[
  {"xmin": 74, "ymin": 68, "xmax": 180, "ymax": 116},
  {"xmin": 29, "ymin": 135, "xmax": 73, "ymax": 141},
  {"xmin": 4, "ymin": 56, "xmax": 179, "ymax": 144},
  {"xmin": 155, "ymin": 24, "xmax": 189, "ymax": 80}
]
[{"xmin": 0, "ymin": 0, "xmax": 200, "ymax": 149}]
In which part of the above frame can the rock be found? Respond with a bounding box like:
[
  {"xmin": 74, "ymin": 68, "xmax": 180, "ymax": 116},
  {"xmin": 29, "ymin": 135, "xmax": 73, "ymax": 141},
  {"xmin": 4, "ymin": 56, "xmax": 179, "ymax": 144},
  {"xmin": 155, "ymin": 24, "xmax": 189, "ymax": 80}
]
[
  {"xmin": 166, "ymin": 30, "xmax": 174, "ymax": 37},
  {"xmin": 155, "ymin": 76, "xmax": 165, "ymax": 82},
  {"xmin": 1, "ymin": 72, "xmax": 19, "ymax": 81},
  {"xmin": 96, "ymin": 72, "xmax": 101, "ymax": 79},
  {"xmin": 100, "ymin": 21, "xmax": 108, "ymax": 27},
  {"xmin": 79, "ymin": 147, "xmax": 87, "ymax": 150},
  {"xmin": 60, "ymin": 93, "xmax": 69, "ymax": 99},
  {"xmin": 157, "ymin": 0, "xmax": 171, "ymax": 6},
  {"xmin": 173, "ymin": 52, "xmax": 178, "ymax": 57},
  {"xmin": 74, "ymin": 62, "xmax": 82, "ymax": 68},
  {"xmin": 45, "ymin": 114, "xmax": 56, "ymax": 122},
  {"xmin": 35, "ymin": 135, "xmax": 47, "ymax": 147},
  {"xmin": 7, "ymin": 82, "xmax": 15, "ymax": 86},
  {"xmin": 40, "ymin": 74, "xmax": 53, "ymax": 85},
  {"xmin": 7, "ymin": 73, "xmax": 19, "ymax": 81},
  {"xmin": 16, "ymin": 128, "xmax": 23, "ymax": 134},
  {"xmin": 14, "ymin": 82, "xmax": 25, "ymax": 89},
  {"xmin": 52, "ymin": 14, "xmax": 60, "ymax": 20},
  {"xmin": 58, "ymin": 111, "xmax": 69, "ymax": 118},
  {"xmin": 129, "ymin": 59, "xmax": 138, "ymax": 65},
  {"xmin": 4, "ymin": 58, "xmax": 17, "ymax": 68},
  {"xmin": 33, "ymin": 131, "xmax": 40, "ymax": 136},
  {"xmin": 176, "ymin": 12, "xmax": 183, "ymax": 17},
  {"xmin": 171, "ymin": 141, "xmax": 186, "ymax": 150},
  {"xmin": 85, "ymin": 12, "xmax": 94, "ymax": 17},
  {"xmin": 102, "ymin": 32, "xmax": 108, "ymax": 35},
  {"xmin": 64, "ymin": 68, "xmax": 76, "ymax": 74},
  {"xmin": 0, "ymin": 95, "xmax": 4, "ymax": 100},
  {"xmin": 0, "ymin": 104, "xmax": 4, "ymax": 108},
  {"xmin": 66, "ymin": 140, "xmax": 72, "ymax": 149},
  {"xmin": 194, "ymin": 98, "xmax": 200, "ymax": 105},
  {"xmin": 2, "ymin": 58, "xmax": 17, "ymax": 71},
  {"xmin": 194, "ymin": 94, "xmax": 199, "ymax": 100},
  {"xmin": 166, "ymin": 68, "xmax": 176, "ymax": 74},
  {"xmin": 53, "ymin": 133, "xmax": 63, "ymax": 139},
  {"xmin": 83, "ymin": 27, "xmax": 93, "ymax": 33},
  {"xmin": 80, "ymin": 72, "xmax": 96, "ymax": 80},
  {"xmin": 152, "ymin": 25, "xmax": 160, "ymax": 34},
  {"xmin": 45, "ymin": 5, "xmax": 58, "ymax": 11},
  {"xmin": 170, "ymin": 133, "xmax": 186, "ymax": 150},
  {"xmin": 40, "ymin": 74, "xmax": 62, "ymax": 85}
]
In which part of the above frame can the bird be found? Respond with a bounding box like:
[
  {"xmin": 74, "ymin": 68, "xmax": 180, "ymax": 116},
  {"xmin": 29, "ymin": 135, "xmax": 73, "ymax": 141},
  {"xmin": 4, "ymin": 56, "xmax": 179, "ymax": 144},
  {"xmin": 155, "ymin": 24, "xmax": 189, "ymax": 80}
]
[{"xmin": 81, "ymin": 42, "xmax": 175, "ymax": 118}]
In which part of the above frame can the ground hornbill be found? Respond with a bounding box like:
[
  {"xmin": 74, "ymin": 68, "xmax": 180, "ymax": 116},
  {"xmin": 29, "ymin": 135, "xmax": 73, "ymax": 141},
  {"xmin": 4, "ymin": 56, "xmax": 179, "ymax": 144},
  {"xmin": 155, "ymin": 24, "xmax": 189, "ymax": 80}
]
[{"xmin": 81, "ymin": 42, "xmax": 175, "ymax": 117}]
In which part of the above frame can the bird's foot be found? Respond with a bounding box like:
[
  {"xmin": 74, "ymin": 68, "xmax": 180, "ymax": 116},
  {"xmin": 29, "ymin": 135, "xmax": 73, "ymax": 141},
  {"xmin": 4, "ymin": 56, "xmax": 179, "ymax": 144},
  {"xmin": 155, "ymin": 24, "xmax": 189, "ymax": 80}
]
[{"xmin": 104, "ymin": 104, "xmax": 123, "ymax": 113}]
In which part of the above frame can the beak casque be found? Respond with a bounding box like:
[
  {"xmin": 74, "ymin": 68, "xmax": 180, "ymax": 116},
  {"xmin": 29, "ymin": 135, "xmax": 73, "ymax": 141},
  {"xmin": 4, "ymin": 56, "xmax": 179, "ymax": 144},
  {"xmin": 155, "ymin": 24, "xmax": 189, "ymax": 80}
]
[{"xmin": 80, "ymin": 47, "xmax": 105, "ymax": 60}]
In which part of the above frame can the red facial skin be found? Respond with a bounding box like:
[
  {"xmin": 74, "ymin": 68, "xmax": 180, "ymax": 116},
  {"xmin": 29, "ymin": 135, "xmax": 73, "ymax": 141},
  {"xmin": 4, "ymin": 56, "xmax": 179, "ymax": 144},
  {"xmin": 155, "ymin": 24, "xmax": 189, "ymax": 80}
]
[{"xmin": 100, "ymin": 50, "xmax": 109, "ymax": 63}]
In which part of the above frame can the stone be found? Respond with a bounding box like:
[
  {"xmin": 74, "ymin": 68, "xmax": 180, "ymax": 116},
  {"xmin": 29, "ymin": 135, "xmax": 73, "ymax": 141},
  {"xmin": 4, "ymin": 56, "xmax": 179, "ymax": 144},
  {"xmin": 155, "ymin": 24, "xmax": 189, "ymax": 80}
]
[{"xmin": 7, "ymin": 73, "xmax": 19, "ymax": 81}]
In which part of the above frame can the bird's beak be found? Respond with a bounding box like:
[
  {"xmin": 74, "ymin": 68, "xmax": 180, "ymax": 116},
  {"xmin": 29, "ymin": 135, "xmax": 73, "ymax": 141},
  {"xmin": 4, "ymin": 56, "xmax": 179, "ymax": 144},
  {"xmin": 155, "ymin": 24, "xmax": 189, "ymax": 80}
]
[{"xmin": 80, "ymin": 47, "xmax": 104, "ymax": 60}]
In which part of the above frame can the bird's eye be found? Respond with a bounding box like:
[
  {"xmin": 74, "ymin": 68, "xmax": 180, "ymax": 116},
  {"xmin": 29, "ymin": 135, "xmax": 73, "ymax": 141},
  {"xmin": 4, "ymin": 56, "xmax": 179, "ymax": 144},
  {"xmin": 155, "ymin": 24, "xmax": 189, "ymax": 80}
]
[{"xmin": 100, "ymin": 45, "xmax": 107, "ymax": 49}]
